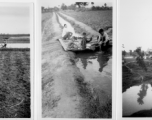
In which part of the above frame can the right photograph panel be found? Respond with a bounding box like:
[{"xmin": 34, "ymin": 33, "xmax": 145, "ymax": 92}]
[{"xmin": 121, "ymin": 0, "xmax": 152, "ymax": 118}]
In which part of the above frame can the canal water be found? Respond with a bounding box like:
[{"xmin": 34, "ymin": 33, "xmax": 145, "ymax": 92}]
[
  {"xmin": 123, "ymin": 74, "xmax": 152, "ymax": 116},
  {"xmin": 57, "ymin": 11, "xmax": 112, "ymax": 107},
  {"xmin": 75, "ymin": 51, "xmax": 112, "ymax": 105}
]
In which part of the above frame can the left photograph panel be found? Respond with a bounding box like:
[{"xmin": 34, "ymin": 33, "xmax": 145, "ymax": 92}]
[{"xmin": 0, "ymin": 3, "xmax": 32, "ymax": 118}]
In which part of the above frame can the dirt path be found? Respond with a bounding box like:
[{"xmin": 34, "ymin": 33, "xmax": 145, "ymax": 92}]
[{"xmin": 42, "ymin": 12, "xmax": 86, "ymax": 118}]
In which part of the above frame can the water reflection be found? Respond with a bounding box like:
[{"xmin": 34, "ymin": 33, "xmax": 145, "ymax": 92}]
[
  {"xmin": 76, "ymin": 51, "xmax": 111, "ymax": 73},
  {"xmin": 81, "ymin": 58, "xmax": 87, "ymax": 69},
  {"xmin": 97, "ymin": 53, "xmax": 109, "ymax": 72},
  {"xmin": 137, "ymin": 84, "xmax": 148, "ymax": 105},
  {"xmin": 76, "ymin": 51, "xmax": 112, "ymax": 109},
  {"xmin": 123, "ymin": 82, "xmax": 152, "ymax": 116}
]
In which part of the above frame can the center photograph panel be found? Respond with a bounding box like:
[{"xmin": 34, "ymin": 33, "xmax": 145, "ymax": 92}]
[{"xmin": 41, "ymin": 0, "xmax": 113, "ymax": 118}]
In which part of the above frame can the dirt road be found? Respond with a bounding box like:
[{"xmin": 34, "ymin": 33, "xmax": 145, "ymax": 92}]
[{"xmin": 42, "ymin": 12, "xmax": 112, "ymax": 118}]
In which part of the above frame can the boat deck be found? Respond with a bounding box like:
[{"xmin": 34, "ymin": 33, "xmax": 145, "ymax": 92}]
[
  {"xmin": 58, "ymin": 38, "xmax": 101, "ymax": 51},
  {"xmin": 58, "ymin": 39, "xmax": 83, "ymax": 51}
]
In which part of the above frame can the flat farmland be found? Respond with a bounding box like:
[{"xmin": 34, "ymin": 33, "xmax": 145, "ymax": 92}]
[
  {"xmin": 0, "ymin": 49, "xmax": 30, "ymax": 118},
  {"xmin": 62, "ymin": 10, "xmax": 112, "ymax": 31},
  {"xmin": 0, "ymin": 36, "xmax": 30, "ymax": 43}
]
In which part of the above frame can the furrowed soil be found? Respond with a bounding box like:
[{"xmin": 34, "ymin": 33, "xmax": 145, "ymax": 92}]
[
  {"xmin": 42, "ymin": 12, "xmax": 112, "ymax": 118},
  {"xmin": 0, "ymin": 49, "xmax": 30, "ymax": 118}
]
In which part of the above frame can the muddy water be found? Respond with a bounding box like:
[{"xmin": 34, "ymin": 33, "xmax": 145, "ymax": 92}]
[
  {"xmin": 123, "ymin": 81, "xmax": 152, "ymax": 116},
  {"xmin": 75, "ymin": 51, "xmax": 112, "ymax": 105},
  {"xmin": 4, "ymin": 43, "xmax": 30, "ymax": 48}
]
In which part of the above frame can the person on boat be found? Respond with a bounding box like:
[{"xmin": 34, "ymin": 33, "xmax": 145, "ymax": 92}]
[
  {"xmin": 81, "ymin": 32, "xmax": 87, "ymax": 50},
  {"xmin": 98, "ymin": 28, "xmax": 110, "ymax": 51},
  {"xmin": 62, "ymin": 24, "xmax": 75, "ymax": 40},
  {"xmin": 67, "ymin": 32, "xmax": 87, "ymax": 50}
]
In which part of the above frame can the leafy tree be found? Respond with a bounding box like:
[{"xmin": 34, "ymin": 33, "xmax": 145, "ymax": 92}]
[
  {"xmin": 91, "ymin": 2, "xmax": 94, "ymax": 6},
  {"xmin": 104, "ymin": 3, "xmax": 107, "ymax": 8},
  {"xmin": 42, "ymin": 7, "xmax": 45, "ymax": 12},
  {"xmin": 129, "ymin": 50, "xmax": 132, "ymax": 56},
  {"xmin": 122, "ymin": 50, "xmax": 126, "ymax": 57},
  {"xmin": 53, "ymin": 7, "xmax": 59, "ymax": 11},
  {"xmin": 75, "ymin": 2, "xmax": 89, "ymax": 8},
  {"xmin": 135, "ymin": 47, "xmax": 147, "ymax": 72},
  {"xmin": 61, "ymin": 3, "xmax": 67, "ymax": 10}
]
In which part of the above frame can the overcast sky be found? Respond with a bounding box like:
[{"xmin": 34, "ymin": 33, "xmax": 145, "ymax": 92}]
[
  {"xmin": 0, "ymin": 3, "xmax": 30, "ymax": 34},
  {"xmin": 120, "ymin": 0, "xmax": 152, "ymax": 51},
  {"xmin": 40, "ymin": 0, "xmax": 112, "ymax": 8}
]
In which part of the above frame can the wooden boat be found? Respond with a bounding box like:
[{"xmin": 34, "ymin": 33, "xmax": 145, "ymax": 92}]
[
  {"xmin": 58, "ymin": 38, "xmax": 99, "ymax": 51},
  {"xmin": 58, "ymin": 35, "xmax": 112, "ymax": 51}
]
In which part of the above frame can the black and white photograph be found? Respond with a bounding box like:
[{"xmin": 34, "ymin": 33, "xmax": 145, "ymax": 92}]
[
  {"xmin": 0, "ymin": 3, "xmax": 32, "ymax": 118},
  {"xmin": 121, "ymin": 0, "xmax": 152, "ymax": 118},
  {"xmin": 41, "ymin": 0, "xmax": 113, "ymax": 118}
]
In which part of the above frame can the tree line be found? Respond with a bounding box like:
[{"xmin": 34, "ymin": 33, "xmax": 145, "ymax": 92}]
[
  {"xmin": 122, "ymin": 47, "xmax": 152, "ymax": 58},
  {"xmin": 122, "ymin": 47, "xmax": 152, "ymax": 72},
  {"xmin": 42, "ymin": 2, "xmax": 112, "ymax": 13},
  {"xmin": 0, "ymin": 34, "xmax": 30, "ymax": 39}
]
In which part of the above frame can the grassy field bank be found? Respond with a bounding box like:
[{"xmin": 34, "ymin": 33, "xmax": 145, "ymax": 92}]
[
  {"xmin": 0, "ymin": 49, "xmax": 30, "ymax": 118},
  {"xmin": 123, "ymin": 58, "xmax": 152, "ymax": 92},
  {"xmin": 57, "ymin": 12, "xmax": 112, "ymax": 41},
  {"xmin": 62, "ymin": 10, "xmax": 112, "ymax": 31},
  {"xmin": 42, "ymin": 13, "xmax": 53, "ymax": 32}
]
